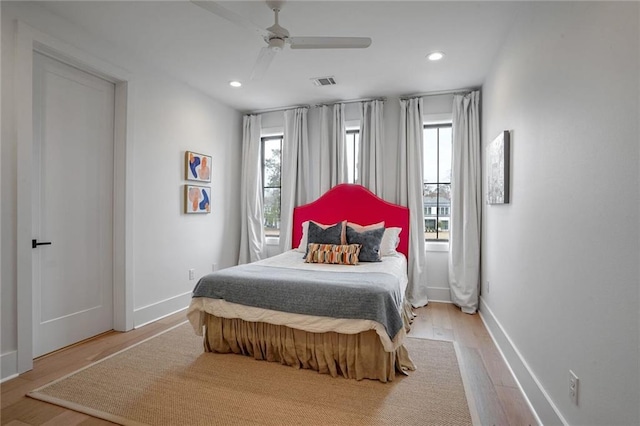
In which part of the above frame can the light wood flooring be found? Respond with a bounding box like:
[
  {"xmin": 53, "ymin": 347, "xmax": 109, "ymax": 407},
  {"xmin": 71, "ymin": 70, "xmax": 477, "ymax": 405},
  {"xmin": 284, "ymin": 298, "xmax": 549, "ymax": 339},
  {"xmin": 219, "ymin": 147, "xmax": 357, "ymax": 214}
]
[
  {"xmin": 408, "ymin": 303, "xmax": 538, "ymax": 426},
  {"xmin": 1, "ymin": 303, "xmax": 537, "ymax": 425}
]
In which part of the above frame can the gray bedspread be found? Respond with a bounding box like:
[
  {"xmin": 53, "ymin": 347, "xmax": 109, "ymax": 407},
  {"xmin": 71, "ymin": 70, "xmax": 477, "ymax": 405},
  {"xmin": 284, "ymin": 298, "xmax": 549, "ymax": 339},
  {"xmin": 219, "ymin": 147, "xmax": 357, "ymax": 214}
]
[{"xmin": 192, "ymin": 264, "xmax": 403, "ymax": 339}]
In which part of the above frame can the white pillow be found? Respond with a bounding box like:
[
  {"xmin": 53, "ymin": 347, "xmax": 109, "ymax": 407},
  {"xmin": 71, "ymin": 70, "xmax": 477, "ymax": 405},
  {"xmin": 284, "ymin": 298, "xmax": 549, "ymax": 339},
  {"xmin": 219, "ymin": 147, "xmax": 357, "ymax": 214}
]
[
  {"xmin": 294, "ymin": 221, "xmax": 310, "ymax": 252},
  {"xmin": 380, "ymin": 227, "xmax": 402, "ymax": 256}
]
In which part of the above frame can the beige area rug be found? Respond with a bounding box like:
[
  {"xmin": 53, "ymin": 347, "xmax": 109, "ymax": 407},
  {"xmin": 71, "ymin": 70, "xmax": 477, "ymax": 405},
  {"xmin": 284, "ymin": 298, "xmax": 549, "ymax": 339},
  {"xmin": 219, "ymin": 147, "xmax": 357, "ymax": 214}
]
[{"xmin": 28, "ymin": 322, "xmax": 474, "ymax": 426}]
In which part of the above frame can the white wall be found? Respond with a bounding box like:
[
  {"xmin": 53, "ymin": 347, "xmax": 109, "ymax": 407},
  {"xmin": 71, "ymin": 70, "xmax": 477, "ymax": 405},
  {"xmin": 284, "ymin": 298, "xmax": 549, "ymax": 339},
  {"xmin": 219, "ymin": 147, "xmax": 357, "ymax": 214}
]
[
  {"xmin": 1, "ymin": 3, "xmax": 242, "ymax": 379},
  {"xmin": 1, "ymin": 1, "xmax": 18, "ymax": 378},
  {"xmin": 259, "ymin": 94, "xmax": 455, "ymax": 302},
  {"xmin": 481, "ymin": 2, "xmax": 639, "ymax": 425},
  {"xmin": 129, "ymin": 72, "xmax": 242, "ymax": 326}
]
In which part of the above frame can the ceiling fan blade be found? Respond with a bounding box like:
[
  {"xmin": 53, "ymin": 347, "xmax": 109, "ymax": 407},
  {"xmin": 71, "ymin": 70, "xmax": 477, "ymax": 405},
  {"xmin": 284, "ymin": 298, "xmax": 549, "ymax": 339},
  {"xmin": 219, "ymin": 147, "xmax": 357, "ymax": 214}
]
[
  {"xmin": 289, "ymin": 37, "xmax": 372, "ymax": 49},
  {"xmin": 250, "ymin": 47, "xmax": 277, "ymax": 80},
  {"xmin": 191, "ymin": 1, "xmax": 270, "ymax": 38}
]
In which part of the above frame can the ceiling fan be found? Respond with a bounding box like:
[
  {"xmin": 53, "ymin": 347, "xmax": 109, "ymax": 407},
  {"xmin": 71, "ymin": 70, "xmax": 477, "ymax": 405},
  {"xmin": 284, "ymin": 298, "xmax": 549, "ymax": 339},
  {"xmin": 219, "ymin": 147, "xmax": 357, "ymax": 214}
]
[{"xmin": 191, "ymin": 0, "xmax": 372, "ymax": 80}]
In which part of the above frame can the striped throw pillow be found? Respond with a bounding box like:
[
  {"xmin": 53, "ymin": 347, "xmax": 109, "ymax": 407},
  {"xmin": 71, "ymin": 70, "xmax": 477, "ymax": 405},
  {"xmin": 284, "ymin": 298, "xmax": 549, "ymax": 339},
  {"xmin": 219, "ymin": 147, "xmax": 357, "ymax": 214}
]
[{"xmin": 305, "ymin": 243, "xmax": 361, "ymax": 265}]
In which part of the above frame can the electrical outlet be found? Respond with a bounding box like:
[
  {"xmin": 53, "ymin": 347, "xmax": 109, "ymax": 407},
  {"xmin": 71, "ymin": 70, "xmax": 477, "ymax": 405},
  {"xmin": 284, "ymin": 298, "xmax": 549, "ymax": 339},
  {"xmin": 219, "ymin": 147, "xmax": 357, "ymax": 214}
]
[
  {"xmin": 188, "ymin": 268, "xmax": 195, "ymax": 280},
  {"xmin": 486, "ymin": 280, "xmax": 490, "ymax": 293},
  {"xmin": 212, "ymin": 263, "xmax": 218, "ymax": 272},
  {"xmin": 569, "ymin": 370, "xmax": 579, "ymax": 405}
]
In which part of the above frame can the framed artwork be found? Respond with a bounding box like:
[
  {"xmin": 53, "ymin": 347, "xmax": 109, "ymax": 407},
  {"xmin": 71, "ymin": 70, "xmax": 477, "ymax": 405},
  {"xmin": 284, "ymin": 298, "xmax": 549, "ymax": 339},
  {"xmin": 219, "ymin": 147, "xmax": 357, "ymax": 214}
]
[
  {"xmin": 185, "ymin": 151, "xmax": 212, "ymax": 182},
  {"xmin": 185, "ymin": 185, "xmax": 211, "ymax": 214},
  {"xmin": 486, "ymin": 130, "xmax": 510, "ymax": 204}
]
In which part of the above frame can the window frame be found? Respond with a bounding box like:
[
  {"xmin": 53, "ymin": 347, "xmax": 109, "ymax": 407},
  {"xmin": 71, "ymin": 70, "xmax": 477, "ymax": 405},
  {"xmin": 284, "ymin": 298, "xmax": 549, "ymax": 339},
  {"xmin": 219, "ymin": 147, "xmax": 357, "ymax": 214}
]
[
  {"xmin": 423, "ymin": 123, "xmax": 452, "ymax": 242},
  {"xmin": 345, "ymin": 129, "xmax": 359, "ymax": 184},
  {"xmin": 261, "ymin": 134, "xmax": 283, "ymax": 238}
]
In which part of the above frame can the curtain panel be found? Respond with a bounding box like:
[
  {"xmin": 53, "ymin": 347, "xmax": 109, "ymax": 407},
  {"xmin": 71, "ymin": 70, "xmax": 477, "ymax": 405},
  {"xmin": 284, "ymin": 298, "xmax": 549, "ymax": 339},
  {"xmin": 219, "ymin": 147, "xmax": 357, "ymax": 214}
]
[
  {"xmin": 397, "ymin": 98, "xmax": 429, "ymax": 307},
  {"xmin": 449, "ymin": 91, "xmax": 482, "ymax": 313},
  {"xmin": 358, "ymin": 100, "xmax": 385, "ymax": 196},
  {"xmin": 238, "ymin": 114, "xmax": 266, "ymax": 264},
  {"xmin": 318, "ymin": 104, "xmax": 347, "ymax": 195},
  {"xmin": 280, "ymin": 107, "xmax": 309, "ymax": 252}
]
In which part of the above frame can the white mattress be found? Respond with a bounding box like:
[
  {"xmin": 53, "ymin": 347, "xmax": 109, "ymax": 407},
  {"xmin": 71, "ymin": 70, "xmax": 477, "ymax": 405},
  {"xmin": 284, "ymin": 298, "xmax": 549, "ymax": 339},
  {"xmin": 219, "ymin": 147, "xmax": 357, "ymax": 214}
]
[{"xmin": 187, "ymin": 250, "xmax": 409, "ymax": 352}]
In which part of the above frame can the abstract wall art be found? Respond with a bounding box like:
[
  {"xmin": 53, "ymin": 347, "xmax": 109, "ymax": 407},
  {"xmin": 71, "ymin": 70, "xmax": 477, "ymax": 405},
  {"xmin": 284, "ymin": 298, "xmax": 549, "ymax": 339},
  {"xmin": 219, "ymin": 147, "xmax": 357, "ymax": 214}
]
[
  {"xmin": 185, "ymin": 185, "xmax": 211, "ymax": 214},
  {"xmin": 486, "ymin": 130, "xmax": 510, "ymax": 204},
  {"xmin": 185, "ymin": 151, "xmax": 212, "ymax": 182}
]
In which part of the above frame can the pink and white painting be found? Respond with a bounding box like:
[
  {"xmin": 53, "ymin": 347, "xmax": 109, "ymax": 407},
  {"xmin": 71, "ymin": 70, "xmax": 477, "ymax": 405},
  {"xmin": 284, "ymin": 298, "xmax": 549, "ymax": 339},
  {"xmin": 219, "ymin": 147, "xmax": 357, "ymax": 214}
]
[{"xmin": 185, "ymin": 185, "xmax": 211, "ymax": 214}]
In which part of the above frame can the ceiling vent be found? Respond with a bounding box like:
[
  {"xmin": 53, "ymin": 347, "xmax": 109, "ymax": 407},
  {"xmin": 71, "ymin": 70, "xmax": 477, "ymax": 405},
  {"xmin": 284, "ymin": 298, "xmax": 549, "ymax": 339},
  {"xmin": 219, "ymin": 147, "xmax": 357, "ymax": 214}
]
[{"xmin": 312, "ymin": 76, "xmax": 337, "ymax": 87}]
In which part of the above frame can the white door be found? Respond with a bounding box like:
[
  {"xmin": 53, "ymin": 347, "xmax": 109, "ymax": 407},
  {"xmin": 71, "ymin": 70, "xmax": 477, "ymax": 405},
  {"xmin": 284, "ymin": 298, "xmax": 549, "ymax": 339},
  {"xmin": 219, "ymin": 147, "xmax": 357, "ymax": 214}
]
[{"xmin": 32, "ymin": 52, "xmax": 115, "ymax": 358}]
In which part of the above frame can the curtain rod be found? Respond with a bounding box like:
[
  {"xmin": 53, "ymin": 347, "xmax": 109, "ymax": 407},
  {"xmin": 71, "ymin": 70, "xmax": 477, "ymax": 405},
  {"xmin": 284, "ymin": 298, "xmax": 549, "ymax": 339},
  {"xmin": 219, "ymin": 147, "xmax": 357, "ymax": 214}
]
[
  {"xmin": 313, "ymin": 97, "xmax": 386, "ymax": 108},
  {"xmin": 247, "ymin": 104, "xmax": 310, "ymax": 115},
  {"xmin": 248, "ymin": 97, "xmax": 386, "ymax": 114},
  {"xmin": 399, "ymin": 87, "xmax": 478, "ymax": 100},
  {"xmin": 248, "ymin": 89, "xmax": 475, "ymax": 114}
]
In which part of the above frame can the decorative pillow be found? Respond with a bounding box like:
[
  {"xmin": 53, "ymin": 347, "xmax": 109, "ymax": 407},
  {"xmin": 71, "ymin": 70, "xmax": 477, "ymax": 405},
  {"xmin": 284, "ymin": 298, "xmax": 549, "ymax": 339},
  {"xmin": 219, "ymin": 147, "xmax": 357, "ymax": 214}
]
[
  {"xmin": 346, "ymin": 221, "xmax": 385, "ymax": 233},
  {"xmin": 345, "ymin": 225, "xmax": 385, "ymax": 262},
  {"xmin": 304, "ymin": 221, "xmax": 346, "ymax": 257},
  {"xmin": 305, "ymin": 243, "xmax": 361, "ymax": 265},
  {"xmin": 347, "ymin": 221, "xmax": 400, "ymax": 256},
  {"xmin": 380, "ymin": 227, "xmax": 402, "ymax": 256},
  {"xmin": 295, "ymin": 220, "xmax": 345, "ymax": 253}
]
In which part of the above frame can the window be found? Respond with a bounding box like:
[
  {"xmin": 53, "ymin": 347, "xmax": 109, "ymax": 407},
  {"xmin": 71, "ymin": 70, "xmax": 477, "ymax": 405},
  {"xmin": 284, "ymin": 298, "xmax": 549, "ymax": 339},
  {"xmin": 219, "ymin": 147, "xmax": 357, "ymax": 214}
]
[
  {"xmin": 262, "ymin": 135, "xmax": 282, "ymax": 237},
  {"xmin": 423, "ymin": 123, "xmax": 452, "ymax": 241},
  {"xmin": 260, "ymin": 130, "xmax": 357, "ymax": 237},
  {"xmin": 345, "ymin": 130, "xmax": 360, "ymax": 183}
]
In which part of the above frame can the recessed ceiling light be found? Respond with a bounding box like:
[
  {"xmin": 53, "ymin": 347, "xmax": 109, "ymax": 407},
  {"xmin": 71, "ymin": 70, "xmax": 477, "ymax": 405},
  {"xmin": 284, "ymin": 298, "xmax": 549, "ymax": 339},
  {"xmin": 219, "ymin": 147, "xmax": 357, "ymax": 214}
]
[
  {"xmin": 229, "ymin": 81, "xmax": 242, "ymax": 88},
  {"xmin": 427, "ymin": 51, "xmax": 445, "ymax": 61}
]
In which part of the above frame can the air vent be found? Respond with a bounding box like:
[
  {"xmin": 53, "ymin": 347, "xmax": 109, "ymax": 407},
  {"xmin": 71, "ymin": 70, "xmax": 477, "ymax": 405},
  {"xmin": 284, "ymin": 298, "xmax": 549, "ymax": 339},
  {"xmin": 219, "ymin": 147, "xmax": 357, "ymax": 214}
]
[{"xmin": 312, "ymin": 76, "xmax": 337, "ymax": 87}]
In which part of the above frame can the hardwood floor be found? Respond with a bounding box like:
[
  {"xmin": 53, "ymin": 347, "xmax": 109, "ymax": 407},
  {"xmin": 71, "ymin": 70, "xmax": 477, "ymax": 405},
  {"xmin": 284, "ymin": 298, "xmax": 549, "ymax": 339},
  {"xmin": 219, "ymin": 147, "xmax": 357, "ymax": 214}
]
[
  {"xmin": 1, "ymin": 313, "xmax": 186, "ymax": 426},
  {"xmin": 1, "ymin": 303, "xmax": 538, "ymax": 425},
  {"xmin": 408, "ymin": 303, "xmax": 538, "ymax": 426}
]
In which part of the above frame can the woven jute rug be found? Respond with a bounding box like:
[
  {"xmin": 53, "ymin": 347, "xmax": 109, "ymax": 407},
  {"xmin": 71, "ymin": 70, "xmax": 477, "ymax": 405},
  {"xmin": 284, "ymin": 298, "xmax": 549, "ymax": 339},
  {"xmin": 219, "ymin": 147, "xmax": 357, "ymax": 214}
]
[{"xmin": 28, "ymin": 322, "xmax": 474, "ymax": 425}]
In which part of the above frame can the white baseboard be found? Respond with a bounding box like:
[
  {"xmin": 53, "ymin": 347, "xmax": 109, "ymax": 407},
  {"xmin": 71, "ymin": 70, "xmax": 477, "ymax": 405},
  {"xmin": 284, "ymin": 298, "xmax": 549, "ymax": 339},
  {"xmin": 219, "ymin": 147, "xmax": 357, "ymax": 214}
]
[
  {"xmin": 133, "ymin": 291, "xmax": 191, "ymax": 328},
  {"xmin": 478, "ymin": 296, "xmax": 566, "ymax": 426},
  {"xmin": 426, "ymin": 286, "xmax": 451, "ymax": 303},
  {"xmin": 1, "ymin": 351, "xmax": 18, "ymax": 382}
]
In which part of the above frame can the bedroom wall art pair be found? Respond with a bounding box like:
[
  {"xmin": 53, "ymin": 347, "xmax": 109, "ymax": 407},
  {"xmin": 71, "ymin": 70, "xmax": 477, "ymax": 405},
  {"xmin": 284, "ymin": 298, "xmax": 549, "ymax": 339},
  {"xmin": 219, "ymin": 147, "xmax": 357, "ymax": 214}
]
[{"xmin": 184, "ymin": 151, "xmax": 211, "ymax": 214}]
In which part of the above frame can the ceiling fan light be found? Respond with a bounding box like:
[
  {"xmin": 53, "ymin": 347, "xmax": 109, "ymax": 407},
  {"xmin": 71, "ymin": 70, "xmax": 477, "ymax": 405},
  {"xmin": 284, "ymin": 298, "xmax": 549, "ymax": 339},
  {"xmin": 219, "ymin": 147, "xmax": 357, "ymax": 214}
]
[
  {"xmin": 268, "ymin": 37, "xmax": 285, "ymax": 51},
  {"xmin": 427, "ymin": 51, "xmax": 445, "ymax": 61}
]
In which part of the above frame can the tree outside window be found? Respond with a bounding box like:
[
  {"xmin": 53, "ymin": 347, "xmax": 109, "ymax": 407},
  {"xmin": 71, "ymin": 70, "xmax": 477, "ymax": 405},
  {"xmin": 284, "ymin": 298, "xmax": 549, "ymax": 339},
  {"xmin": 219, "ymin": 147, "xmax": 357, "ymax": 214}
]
[{"xmin": 262, "ymin": 136, "xmax": 282, "ymax": 237}]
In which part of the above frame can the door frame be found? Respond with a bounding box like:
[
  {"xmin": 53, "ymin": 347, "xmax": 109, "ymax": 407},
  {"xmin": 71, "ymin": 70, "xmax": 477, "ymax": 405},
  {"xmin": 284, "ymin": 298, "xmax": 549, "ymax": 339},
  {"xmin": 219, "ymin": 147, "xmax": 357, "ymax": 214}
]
[{"xmin": 15, "ymin": 21, "xmax": 134, "ymax": 373}]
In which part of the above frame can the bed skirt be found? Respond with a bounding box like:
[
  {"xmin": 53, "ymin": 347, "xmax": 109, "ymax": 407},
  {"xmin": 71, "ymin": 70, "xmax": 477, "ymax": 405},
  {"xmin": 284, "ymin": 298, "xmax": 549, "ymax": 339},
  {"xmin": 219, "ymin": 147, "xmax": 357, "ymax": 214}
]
[{"xmin": 202, "ymin": 311, "xmax": 416, "ymax": 383}]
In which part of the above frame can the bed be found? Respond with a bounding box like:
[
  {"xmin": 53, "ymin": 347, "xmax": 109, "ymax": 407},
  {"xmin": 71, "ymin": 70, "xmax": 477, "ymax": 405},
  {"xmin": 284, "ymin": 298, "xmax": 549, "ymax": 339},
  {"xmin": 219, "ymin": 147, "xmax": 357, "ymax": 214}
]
[{"xmin": 186, "ymin": 184, "xmax": 415, "ymax": 382}]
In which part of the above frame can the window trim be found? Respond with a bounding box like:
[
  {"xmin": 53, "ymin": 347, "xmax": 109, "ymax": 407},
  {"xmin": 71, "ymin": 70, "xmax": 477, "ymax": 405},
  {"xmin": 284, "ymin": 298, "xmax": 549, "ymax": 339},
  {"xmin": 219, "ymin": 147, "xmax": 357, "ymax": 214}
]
[
  {"xmin": 346, "ymin": 129, "xmax": 359, "ymax": 184},
  {"xmin": 261, "ymin": 135, "xmax": 283, "ymax": 238},
  {"xmin": 423, "ymin": 123, "xmax": 452, "ymax": 242}
]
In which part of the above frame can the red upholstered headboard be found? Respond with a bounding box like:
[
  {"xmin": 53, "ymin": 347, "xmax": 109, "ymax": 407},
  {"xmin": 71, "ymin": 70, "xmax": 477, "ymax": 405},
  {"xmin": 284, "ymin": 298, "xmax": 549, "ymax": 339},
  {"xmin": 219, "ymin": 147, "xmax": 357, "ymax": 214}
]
[{"xmin": 292, "ymin": 184, "xmax": 410, "ymax": 258}]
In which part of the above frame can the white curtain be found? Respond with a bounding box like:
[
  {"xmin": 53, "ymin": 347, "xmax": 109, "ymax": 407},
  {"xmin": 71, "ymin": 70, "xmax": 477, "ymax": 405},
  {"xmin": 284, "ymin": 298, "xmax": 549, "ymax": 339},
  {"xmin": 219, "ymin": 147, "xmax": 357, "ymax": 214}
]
[
  {"xmin": 318, "ymin": 104, "xmax": 347, "ymax": 195},
  {"xmin": 397, "ymin": 98, "xmax": 429, "ymax": 307},
  {"xmin": 449, "ymin": 91, "xmax": 482, "ymax": 314},
  {"xmin": 238, "ymin": 114, "xmax": 266, "ymax": 264},
  {"xmin": 358, "ymin": 100, "xmax": 385, "ymax": 195},
  {"xmin": 280, "ymin": 107, "xmax": 309, "ymax": 252}
]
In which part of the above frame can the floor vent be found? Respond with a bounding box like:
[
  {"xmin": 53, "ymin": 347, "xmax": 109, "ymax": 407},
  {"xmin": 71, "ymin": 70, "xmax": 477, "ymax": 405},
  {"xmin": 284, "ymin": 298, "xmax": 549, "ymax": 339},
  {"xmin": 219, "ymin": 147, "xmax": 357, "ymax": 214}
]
[{"xmin": 312, "ymin": 76, "xmax": 337, "ymax": 86}]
